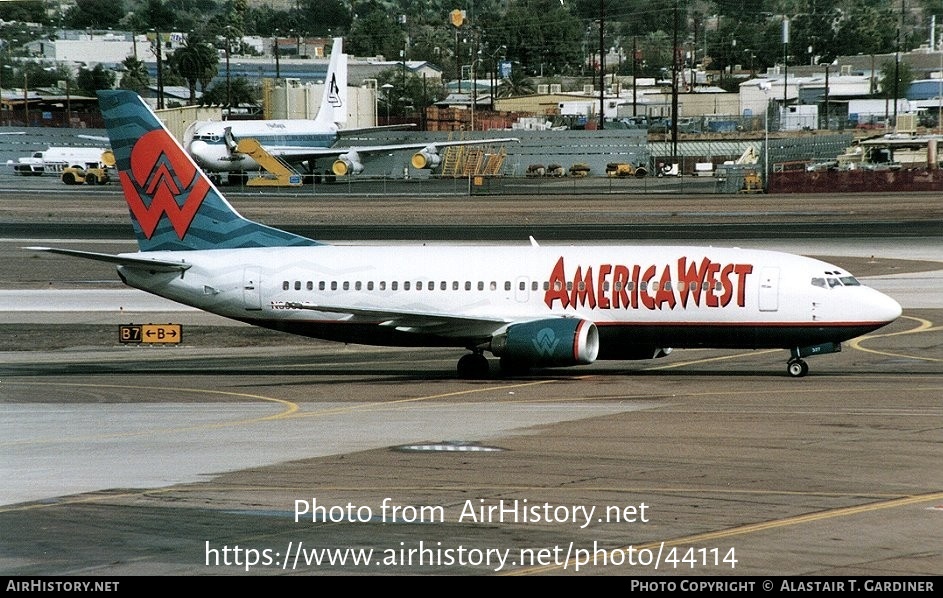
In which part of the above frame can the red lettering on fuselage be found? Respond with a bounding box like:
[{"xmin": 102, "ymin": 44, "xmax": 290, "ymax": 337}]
[{"xmin": 543, "ymin": 256, "xmax": 754, "ymax": 312}]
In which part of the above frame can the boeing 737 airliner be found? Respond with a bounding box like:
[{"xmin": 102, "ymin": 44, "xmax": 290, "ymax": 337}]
[
  {"xmin": 30, "ymin": 90, "xmax": 902, "ymax": 378},
  {"xmin": 185, "ymin": 37, "xmax": 518, "ymax": 181}
]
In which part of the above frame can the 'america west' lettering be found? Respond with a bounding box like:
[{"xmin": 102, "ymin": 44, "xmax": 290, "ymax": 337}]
[{"xmin": 544, "ymin": 256, "xmax": 754, "ymax": 311}]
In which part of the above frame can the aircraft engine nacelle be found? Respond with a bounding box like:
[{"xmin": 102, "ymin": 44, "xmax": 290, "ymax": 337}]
[
  {"xmin": 410, "ymin": 146, "xmax": 442, "ymax": 170},
  {"xmin": 332, "ymin": 151, "xmax": 364, "ymax": 176},
  {"xmin": 490, "ymin": 318, "xmax": 599, "ymax": 367}
]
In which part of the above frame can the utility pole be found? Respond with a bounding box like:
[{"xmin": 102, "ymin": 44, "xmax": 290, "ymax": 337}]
[
  {"xmin": 671, "ymin": 0, "xmax": 679, "ymax": 163},
  {"xmin": 598, "ymin": 0, "xmax": 605, "ymax": 129},
  {"xmin": 894, "ymin": 1, "xmax": 904, "ymax": 126},
  {"xmin": 632, "ymin": 35, "xmax": 638, "ymax": 117},
  {"xmin": 154, "ymin": 31, "xmax": 164, "ymax": 109},
  {"xmin": 274, "ymin": 31, "xmax": 280, "ymax": 80}
]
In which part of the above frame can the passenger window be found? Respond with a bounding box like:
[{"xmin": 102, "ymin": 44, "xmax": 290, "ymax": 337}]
[
  {"xmin": 441, "ymin": 281, "xmax": 447, "ymax": 290},
  {"xmin": 319, "ymin": 281, "xmax": 325, "ymax": 291},
  {"xmin": 465, "ymin": 281, "xmax": 472, "ymax": 291},
  {"xmin": 453, "ymin": 281, "xmax": 459, "ymax": 290},
  {"xmin": 294, "ymin": 281, "xmax": 301, "ymax": 290},
  {"xmin": 355, "ymin": 281, "xmax": 362, "ymax": 291},
  {"xmin": 490, "ymin": 281, "xmax": 497, "ymax": 291},
  {"xmin": 380, "ymin": 281, "xmax": 386, "ymax": 291},
  {"xmin": 282, "ymin": 281, "xmax": 289, "ymax": 291},
  {"xmin": 404, "ymin": 281, "xmax": 411, "ymax": 291},
  {"xmin": 391, "ymin": 281, "xmax": 398, "ymax": 291},
  {"xmin": 307, "ymin": 281, "xmax": 313, "ymax": 291},
  {"xmin": 519, "ymin": 281, "xmax": 526, "ymax": 291},
  {"xmin": 506, "ymin": 281, "xmax": 512, "ymax": 291},
  {"xmin": 331, "ymin": 281, "xmax": 337, "ymax": 290},
  {"xmin": 416, "ymin": 281, "xmax": 423, "ymax": 290},
  {"xmin": 478, "ymin": 282, "xmax": 484, "ymax": 291},
  {"xmin": 343, "ymin": 281, "xmax": 350, "ymax": 290},
  {"xmin": 367, "ymin": 281, "xmax": 374, "ymax": 291}
]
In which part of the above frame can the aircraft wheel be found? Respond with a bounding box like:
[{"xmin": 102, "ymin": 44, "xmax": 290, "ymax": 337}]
[
  {"xmin": 457, "ymin": 353, "xmax": 490, "ymax": 379},
  {"xmin": 787, "ymin": 359, "xmax": 809, "ymax": 378}
]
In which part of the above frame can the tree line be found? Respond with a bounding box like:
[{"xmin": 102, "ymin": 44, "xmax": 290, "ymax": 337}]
[{"xmin": 0, "ymin": 0, "xmax": 940, "ymax": 105}]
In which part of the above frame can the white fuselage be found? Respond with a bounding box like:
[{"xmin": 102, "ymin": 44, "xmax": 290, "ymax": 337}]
[
  {"xmin": 116, "ymin": 244, "xmax": 902, "ymax": 355},
  {"xmin": 187, "ymin": 120, "xmax": 338, "ymax": 173}
]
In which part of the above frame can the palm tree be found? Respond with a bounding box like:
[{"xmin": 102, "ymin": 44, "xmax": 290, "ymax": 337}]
[
  {"xmin": 170, "ymin": 33, "xmax": 218, "ymax": 105},
  {"xmin": 497, "ymin": 68, "xmax": 535, "ymax": 98},
  {"xmin": 118, "ymin": 56, "xmax": 150, "ymax": 94},
  {"xmin": 202, "ymin": 76, "xmax": 258, "ymax": 109}
]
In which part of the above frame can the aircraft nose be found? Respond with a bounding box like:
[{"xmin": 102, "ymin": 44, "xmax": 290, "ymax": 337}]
[
  {"xmin": 869, "ymin": 288, "xmax": 902, "ymax": 324},
  {"xmin": 188, "ymin": 140, "xmax": 210, "ymax": 167}
]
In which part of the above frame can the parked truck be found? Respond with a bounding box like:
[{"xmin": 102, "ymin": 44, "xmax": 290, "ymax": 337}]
[{"xmin": 7, "ymin": 146, "xmax": 111, "ymax": 178}]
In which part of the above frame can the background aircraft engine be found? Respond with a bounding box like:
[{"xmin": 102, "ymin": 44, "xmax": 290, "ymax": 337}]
[
  {"xmin": 332, "ymin": 151, "xmax": 364, "ymax": 176},
  {"xmin": 410, "ymin": 146, "xmax": 442, "ymax": 170},
  {"xmin": 490, "ymin": 318, "xmax": 599, "ymax": 367}
]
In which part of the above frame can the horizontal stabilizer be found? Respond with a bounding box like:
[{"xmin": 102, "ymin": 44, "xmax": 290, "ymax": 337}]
[{"xmin": 25, "ymin": 247, "xmax": 192, "ymax": 272}]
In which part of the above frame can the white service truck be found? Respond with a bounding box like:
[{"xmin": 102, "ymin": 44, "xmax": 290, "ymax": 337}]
[
  {"xmin": 9, "ymin": 147, "xmax": 114, "ymax": 185},
  {"xmin": 8, "ymin": 146, "xmax": 110, "ymax": 177}
]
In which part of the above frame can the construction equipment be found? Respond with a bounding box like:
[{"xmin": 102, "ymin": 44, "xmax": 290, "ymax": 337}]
[
  {"xmin": 233, "ymin": 138, "xmax": 303, "ymax": 187},
  {"xmin": 739, "ymin": 169, "xmax": 764, "ymax": 193}
]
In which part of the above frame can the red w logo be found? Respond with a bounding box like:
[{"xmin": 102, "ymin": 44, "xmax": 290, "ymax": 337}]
[{"xmin": 120, "ymin": 129, "xmax": 210, "ymax": 240}]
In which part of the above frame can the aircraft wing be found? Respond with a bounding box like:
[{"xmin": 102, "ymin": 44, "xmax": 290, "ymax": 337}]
[
  {"xmin": 282, "ymin": 301, "xmax": 513, "ymax": 338},
  {"xmin": 266, "ymin": 137, "xmax": 521, "ymax": 175},
  {"xmin": 271, "ymin": 137, "xmax": 520, "ymax": 158}
]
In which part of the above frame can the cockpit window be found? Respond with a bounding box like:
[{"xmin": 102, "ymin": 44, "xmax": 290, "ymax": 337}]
[
  {"xmin": 827, "ymin": 278, "xmax": 841, "ymax": 287},
  {"xmin": 811, "ymin": 277, "xmax": 827, "ymax": 288},
  {"xmin": 840, "ymin": 276, "xmax": 860, "ymax": 286}
]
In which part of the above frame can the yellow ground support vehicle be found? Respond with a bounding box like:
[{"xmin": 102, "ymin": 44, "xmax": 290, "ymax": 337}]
[
  {"xmin": 60, "ymin": 150, "xmax": 115, "ymax": 185},
  {"xmin": 605, "ymin": 162, "xmax": 648, "ymax": 178}
]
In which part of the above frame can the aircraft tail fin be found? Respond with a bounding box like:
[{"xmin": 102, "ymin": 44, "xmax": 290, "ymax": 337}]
[
  {"xmin": 313, "ymin": 37, "xmax": 347, "ymax": 130},
  {"xmin": 97, "ymin": 90, "xmax": 320, "ymax": 251}
]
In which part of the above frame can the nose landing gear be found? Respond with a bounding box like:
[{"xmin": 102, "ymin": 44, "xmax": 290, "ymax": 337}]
[
  {"xmin": 786, "ymin": 342, "xmax": 842, "ymax": 377},
  {"xmin": 787, "ymin": 358, "xmax": 809, "ymax": 378}
]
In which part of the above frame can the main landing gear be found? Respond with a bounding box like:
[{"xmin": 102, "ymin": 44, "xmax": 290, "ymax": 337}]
[{"xmin": 457, "ymin": 351, "xmax": 490, "ymax": 379}]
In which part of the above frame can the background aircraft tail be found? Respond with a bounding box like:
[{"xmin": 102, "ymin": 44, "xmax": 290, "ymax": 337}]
[
  {"xmin": 97, "ymin": 90, "xmax": 320, "ymax": 252},
  {"xmin": 312, "ymin": 37, "xmax": 348, "ymax": 130}
]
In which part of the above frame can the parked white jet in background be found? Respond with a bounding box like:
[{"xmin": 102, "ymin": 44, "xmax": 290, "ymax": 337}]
[
  {"xmin": 185, "ymin": 37, "xmax": 518, "ymax": 181},
  {"xmin": 30, "ymin": 90, "xmax": 902, "ymax": 378}
]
